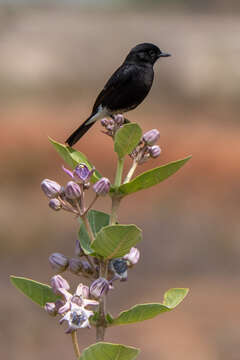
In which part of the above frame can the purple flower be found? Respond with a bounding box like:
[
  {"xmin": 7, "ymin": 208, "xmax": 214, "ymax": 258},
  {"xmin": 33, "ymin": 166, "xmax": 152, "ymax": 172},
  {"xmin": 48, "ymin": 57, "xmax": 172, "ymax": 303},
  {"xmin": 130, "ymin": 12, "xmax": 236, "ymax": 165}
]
[
  {"xmin": 124, "ymin": 247, "xmax": 140, "ymax": 266},
  {"xmin": 49, "ymin": 198, "xmax": 62, "ymax": 211},
  {"xmin": 149, "ymin": 145, "xmax": 161, "ymax": 158},
  {"xmin": 58, "ymin": 282, "xmax": 98, "ymax": 333},
  {"xmin": 44, "ymin": 302, "xmax": 57, "ymax": 316},
  {"xmin": 41, "ymin": 179, "xmax": 61, "ymax": 198},
  {"xmin": 90, "ymin": 277, "xmax": 109, "ymax": 298},
  {"xmin": 49, "ymin": 253, "xmax": 69, "ymax": 272},
  {"xmin": 93, "ymin": 177, "xmax": 111, "ymax": 196},
  {"xmin": 69, "ymin": 258, "xmax": 83, "ymax": 274},
  {"xmin": 74, "ymin": 164, "xmax": 95, "ymax": 182},
  {"xmin": 110, "ymin": 258, "xmax": 128, "ymax": 281},
  {"xmin": 51, "ymin": 275, "xmax": 70, "ymax": 295},
  {"xmin": 142, "ymin": 129, "xmax": 160, "ymax": 146},
  {"xmin": 65, "ymin": 181, "xmax": 81, "ymax": 199}
]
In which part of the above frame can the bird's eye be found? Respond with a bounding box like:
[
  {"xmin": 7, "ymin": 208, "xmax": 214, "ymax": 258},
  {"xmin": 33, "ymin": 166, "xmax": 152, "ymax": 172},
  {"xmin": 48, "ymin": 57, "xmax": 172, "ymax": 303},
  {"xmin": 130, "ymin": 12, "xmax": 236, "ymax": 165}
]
[{"xmin": 149, "ymin": 50, "xmax": 155, "ymax": 58}]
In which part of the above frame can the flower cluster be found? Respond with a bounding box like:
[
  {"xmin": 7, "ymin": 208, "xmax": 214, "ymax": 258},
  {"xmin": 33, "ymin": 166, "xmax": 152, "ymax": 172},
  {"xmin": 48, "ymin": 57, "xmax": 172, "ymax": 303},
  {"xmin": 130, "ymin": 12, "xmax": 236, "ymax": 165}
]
[
  {"xmin": 45, "ymin": 275, "xmax": 99, "ymax": 333},
  {"xmin": 100, "ymin": 114, "xmax": 127, "ymax": 137},
  {"xmin": 48, "ymin": 240, "xmax": 140, "ymax": 284},
  {"xmin": 131, "ymin": 129, "xmax": 161, "ymax": 165},
  {"xmin": 41, "ymin": 164, "xmax": 111, "ymax": 215}
]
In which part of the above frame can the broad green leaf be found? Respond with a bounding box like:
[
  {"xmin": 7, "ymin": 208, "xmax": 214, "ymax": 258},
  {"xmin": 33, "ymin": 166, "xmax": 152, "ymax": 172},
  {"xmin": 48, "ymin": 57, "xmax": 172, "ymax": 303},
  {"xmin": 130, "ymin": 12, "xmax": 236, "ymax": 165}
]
[
  {"xmin": 79, "ymin": 342, "xmax": 139, "ymax": 360},
  {"xmin": 78, "ymin": 210, "xmax": 110, "ymax": 255},
  {"xmin": 91, "ymin": 224, "xmax": 142, "ymax": 259},
  {"xmin": 10, "ymin": 276, "xmax": 59, "ymax": 307},
  {"xmin": 163, "ymin": 288, "xmax": 189, "ymax": 308},
  {"xmin": 114, "ymin": 123, "xmax": 142, "ymax": 159},
  {"xmin": 49, "ymin": 138, "xmax": 101, "ymax": 182},
  {"xmin": 119, "ymin": 156, "xmax": 191, "ymax": 195},
  {"xmin": 112, "ymin": 288, "xmax": 189, "ymax": 326}
]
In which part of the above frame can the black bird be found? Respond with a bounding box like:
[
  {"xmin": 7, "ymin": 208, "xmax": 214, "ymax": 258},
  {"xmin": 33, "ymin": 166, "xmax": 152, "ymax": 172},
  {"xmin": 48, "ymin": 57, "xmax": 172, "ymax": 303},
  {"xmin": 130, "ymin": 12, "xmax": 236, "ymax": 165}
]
[{"xmin": 66, "ymin": 43, "xmax": 170, "ymax": 146}]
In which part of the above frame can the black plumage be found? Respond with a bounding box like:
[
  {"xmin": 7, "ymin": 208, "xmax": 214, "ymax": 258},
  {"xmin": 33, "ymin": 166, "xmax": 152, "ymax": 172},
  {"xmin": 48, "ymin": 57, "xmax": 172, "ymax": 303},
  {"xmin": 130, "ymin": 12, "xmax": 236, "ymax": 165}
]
[{"xmin": 66, "ymin": 43, "xmax": 170, "ymax": 146}]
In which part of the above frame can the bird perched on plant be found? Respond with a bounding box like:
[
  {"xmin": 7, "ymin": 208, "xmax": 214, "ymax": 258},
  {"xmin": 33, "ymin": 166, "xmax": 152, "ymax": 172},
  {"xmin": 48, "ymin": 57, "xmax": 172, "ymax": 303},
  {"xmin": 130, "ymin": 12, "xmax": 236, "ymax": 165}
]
[{"xmin": 66, "ymin": 42, "xmax": 171, "ymax": 147}]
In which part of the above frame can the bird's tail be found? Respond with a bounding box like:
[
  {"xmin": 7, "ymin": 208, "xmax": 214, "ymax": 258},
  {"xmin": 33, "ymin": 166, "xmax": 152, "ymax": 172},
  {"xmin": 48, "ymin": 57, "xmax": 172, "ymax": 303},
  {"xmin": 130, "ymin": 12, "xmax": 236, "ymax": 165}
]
[{"xmin": 66, "ymin": 116, "xmax": 96, "ymax": 147}]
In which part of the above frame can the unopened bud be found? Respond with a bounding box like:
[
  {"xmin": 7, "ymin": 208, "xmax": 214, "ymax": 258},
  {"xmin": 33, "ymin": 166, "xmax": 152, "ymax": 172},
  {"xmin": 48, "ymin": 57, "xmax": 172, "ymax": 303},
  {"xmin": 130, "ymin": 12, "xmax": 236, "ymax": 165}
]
[
  {"xmin": 90, "ymin": 277, "xmax": 109, "ymax": 298},
  {"xmin": 41, "ymin": 179, "xmax": 61, "ymax": 198},
  {"xmin": 101, "ymin": 118, "xmax": 109, "ymax": 127},
  {"xmin": 93, "ymin": 177, "xmax": 110, "ymax": 196},
  {"xmin": 114, "ymin": 114, "xmax": 124, "ymax": 125},
  {"xmin": 149, "ymin": 145, "xmax": 161, "ymax": 158},
  {"xmin": 69, "ymin": 258, "xmax": 83, "ymax": 274},
  {"xmin": 75, "ymin": 239, "xmax": 84, "ymax": 257},
  {"xmin": 49, "ymin": 198, "xmax": 62, "ymax": 211},
  {"xmin": 81, "ymin": 260, "xmax": 94, "ymax": 275},
  {"xmin": 65, "ymin": 181, "xmax": 81, "ymax": 199},
  {"xmin": 44, "ymin": 302, "xmax": 57, "ymax": 316},
  {"xmin": 49, "ymin": 252, "xmax": 69, "ymax": 272},
  {"xmin": 124, "ymin": 247, "xmax": 140, "ymax": 266},
  {"xmin": 142, "ymin": 129, "xmax": 160, "ymax": 146},
  {"xmin": 50, "ymin": 274, "xmax": 70, "ymax": 294}
]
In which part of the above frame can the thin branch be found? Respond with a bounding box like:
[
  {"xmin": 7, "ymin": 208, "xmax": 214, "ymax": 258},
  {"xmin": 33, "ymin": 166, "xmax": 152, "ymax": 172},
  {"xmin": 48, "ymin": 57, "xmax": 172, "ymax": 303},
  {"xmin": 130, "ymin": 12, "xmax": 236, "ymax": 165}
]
[{"xmin": 71, "ymin": 331, "xmax": 80, "ymax": 359}]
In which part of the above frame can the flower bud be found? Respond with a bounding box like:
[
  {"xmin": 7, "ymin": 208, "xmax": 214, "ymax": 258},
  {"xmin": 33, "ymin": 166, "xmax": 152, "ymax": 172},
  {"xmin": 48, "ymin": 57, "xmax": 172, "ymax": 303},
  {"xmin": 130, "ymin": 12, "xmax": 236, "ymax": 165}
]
[
  {"xmin": 44, "ymin": 302, "xmax": 57, "ymax": 316},
  {"xmin": 110, "ymin": 258, "xmax": 128, "ymax": 281},
  {"xmin": 75, "ymin": 239, "xmax": 84, "ymax": 257},
  {"xmin": 73, "ymin": 164, "xmax": 94, "ymax": 183},
  {"xmin": 124, "ymin": 247, "xmax": 140, "ymax": 266},
  {"xmin": 65, "ymin": 181, "xmax": 81, "ymax": 199},
  {"xmin": 81, "ymin": 260, "xmax": 94, "ymax": 275},
  {"xmin": 69, "ymin": 258, "xmax": 83, "ymax": 274},
  {"xmin": 114, "ymin": 114, "xmax": 124, "ymax": 125},
  {"xmin": 90, "ymin": 277, "xmax": 109, "ymax": 298},
  {"xmin": 149, "ymin": 145, "xmax": 161, "ymax": 158},
  {"xmin": 50, "ymin": 274, "xmax": 70, "ymax": 294},
  {"xmin": 93, "ymin": 177, "xmax": 110, "ymax": 196},
  {"xmin": 49, "ymin": 252, "xmax": 69, "ymax": 272},
  {"xmin": 142, "ymin": 129, "xmax": 160, "ymax": 146},
  {"xmin": 49, "ymin": 198, "xmax": 62, "ymax": 211},
  {"xmin": 101, "ymin": 118, "xmax": 109, "ymax": 127},
  {"xmin": 41, "ymin": 179, "xmax": 61, "ymax": 198}
]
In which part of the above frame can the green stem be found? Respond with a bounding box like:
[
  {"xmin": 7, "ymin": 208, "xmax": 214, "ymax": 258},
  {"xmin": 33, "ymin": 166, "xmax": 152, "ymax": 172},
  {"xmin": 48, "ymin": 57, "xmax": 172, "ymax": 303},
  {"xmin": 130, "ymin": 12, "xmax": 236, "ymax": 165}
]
[
  {"xmin": 96, "ymin": 261, "xmax": 108, "ymax": 342},
  {"xmin": 81, "ymin": 213, "xmax": 95, "ymax": 243},
  {"xmin": 114, "ymin": 157, "xmax": 124, "ymax": 187},
  {"xmin": 110, "ymin": 196, "xmax": 121, "ymax": 225},
  {"xmin": 124, "ymin": 160, "xmax": 138, "ymax": 183},
  {"xmin": 71, "ymin": 331, "xmax": 80, "ymax": 358}
]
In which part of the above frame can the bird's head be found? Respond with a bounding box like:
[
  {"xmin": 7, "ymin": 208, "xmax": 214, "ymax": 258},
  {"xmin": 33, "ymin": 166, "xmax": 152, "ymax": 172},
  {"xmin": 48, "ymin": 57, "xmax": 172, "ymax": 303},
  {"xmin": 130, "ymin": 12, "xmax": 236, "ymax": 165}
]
[{"xmin": 125, "ymin": 43, "xmax": 171, "ymax": 65}]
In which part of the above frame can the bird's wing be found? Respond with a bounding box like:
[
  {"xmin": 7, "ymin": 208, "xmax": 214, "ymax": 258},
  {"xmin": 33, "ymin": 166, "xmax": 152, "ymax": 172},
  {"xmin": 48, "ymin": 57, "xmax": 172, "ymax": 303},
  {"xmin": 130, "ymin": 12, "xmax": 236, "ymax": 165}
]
[{"xmin": 92, "ymin": 64, "xmax": 133, "ymax": 113}]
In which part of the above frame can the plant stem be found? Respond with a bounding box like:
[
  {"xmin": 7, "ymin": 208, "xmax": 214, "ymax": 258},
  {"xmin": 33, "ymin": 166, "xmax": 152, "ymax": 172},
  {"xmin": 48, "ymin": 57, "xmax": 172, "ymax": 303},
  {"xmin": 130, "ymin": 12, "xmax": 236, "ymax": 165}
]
[
  {"xmin": 110, "ymin": 196, "xmax": 121, "ymax": 225},
  {"xmin": 114, "ymin": 157, "xmax": 124, "ymax": 187},
  {"xmin": 71, "ymin": 331, "xmax": 80, "ymax": 358},
  {"xmin": 96, "ymin": 260, "xmax": 108, "ymax": 342},
  {"xmin": 81, "ymin": 213, "xmax": 95, "ymax": 243},
  {"xmin": 124, "ymin": 160, "xmax": 138, "ymax": 183}
]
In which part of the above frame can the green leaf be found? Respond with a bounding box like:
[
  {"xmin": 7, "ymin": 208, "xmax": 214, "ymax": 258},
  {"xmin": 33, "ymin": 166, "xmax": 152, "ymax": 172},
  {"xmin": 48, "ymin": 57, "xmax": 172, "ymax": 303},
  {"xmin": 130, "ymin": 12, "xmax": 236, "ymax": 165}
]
[
  {"xmin": 49, "ymin": 138, "xmax": 101, "ymax": 182},
  {"xmin": 79, "ymin": 342, "xmax": 139, "ymax": 360},
  {"xmin": 78, "ymin": 210, "xmax": 110, "ymax": 255},
  {"xmin": 119, "ymin": 156, "xmax": 191, "ymax": 195},
  {"xmin": 91, "ymin": 224, "xmax": 142, "ymax": 259},
  {"xmin": 10, "ymin": 276, "xmax": 59, "ymax": 307},
  {"xmin": 114, "ymin": 123, "xmax": 142, "ymax": 159},
  {"xmin": 112, "ymin": 288, "xmax": 189, "ymax": 326}
]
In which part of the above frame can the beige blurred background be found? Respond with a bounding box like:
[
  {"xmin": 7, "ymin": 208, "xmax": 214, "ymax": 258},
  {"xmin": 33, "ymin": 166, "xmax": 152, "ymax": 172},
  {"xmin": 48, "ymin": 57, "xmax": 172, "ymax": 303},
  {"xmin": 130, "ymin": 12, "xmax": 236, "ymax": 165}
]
[{"xmin": 1, "ymin": 1, "xmax": 240, "ymax": 359}]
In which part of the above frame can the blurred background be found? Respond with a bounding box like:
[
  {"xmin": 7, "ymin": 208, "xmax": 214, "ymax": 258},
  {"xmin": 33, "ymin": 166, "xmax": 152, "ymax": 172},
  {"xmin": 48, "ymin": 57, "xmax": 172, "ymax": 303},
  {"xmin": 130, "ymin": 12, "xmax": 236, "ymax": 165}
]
[{"xmin": 1, "ymin": 1, "xmax": 240, "ymax": 359}]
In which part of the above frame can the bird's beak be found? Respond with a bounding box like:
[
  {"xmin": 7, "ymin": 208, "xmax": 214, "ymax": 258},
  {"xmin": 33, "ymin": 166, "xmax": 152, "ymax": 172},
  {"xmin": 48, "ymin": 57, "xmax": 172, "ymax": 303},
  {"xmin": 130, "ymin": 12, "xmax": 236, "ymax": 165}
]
[{"xmin": 158, "ymin": 52, "xmax": 171, "ymax": 58}]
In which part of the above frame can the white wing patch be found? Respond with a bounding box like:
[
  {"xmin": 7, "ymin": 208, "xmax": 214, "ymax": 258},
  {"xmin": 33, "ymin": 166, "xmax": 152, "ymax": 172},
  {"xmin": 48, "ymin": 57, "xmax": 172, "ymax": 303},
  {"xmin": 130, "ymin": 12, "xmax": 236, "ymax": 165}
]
[{"xmin": 85, "ymin": 105, "xmax": 108, "ymax": 125}]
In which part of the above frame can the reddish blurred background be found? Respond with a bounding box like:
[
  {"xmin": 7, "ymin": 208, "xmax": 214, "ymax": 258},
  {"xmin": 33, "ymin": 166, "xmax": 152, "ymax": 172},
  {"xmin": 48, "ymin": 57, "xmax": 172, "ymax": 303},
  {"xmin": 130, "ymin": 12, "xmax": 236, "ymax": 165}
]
[{"xmin": 1, "ymin": 2, "xmax": 240, "ymax": 360}]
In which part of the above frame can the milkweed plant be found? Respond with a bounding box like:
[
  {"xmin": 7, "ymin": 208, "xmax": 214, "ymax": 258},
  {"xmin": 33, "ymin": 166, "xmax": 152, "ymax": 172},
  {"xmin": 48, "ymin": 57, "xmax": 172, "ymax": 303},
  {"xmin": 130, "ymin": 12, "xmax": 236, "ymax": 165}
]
[{"xmin": 11, "ymin": 116, "xmax": 191, "ymax": 360}]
